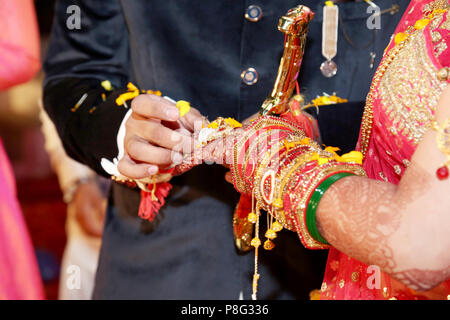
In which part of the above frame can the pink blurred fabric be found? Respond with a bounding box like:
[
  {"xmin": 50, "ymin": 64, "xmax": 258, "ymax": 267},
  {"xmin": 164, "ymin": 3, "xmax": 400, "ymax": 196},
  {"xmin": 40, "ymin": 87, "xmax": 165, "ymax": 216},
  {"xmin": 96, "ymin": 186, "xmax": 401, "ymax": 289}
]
[
  {"xmin": 320, "ymin": 0, "xmax": 450, "ymax": 300},
  {"xmin": 0, "ymin": 0, "xmax": 40, "ymax": 90},
  {"xmin": 0, "ymin": 0, "xmax": 44, "ymax": 299},
  {"xmin": 0, "ymin": 140, "xmax": 45, "ymax": 299}
]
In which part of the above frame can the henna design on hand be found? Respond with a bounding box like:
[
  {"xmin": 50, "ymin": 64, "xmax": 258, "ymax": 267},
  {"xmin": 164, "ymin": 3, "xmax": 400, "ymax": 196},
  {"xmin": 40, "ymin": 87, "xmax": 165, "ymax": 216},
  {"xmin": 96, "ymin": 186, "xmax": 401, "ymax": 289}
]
[
  {"xmin": 392, "ymin": 265, "xmax": 450, "ymax": 291},
  {"xmin": 315, "ymin": 160, "xmax": 450, "ymax": 291}
]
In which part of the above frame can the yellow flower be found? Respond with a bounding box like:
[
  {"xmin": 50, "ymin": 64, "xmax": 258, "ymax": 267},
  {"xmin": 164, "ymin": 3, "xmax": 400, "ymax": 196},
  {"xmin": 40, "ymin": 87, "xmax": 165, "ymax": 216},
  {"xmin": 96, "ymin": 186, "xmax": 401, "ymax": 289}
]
[
  {"xmin": 127, "ymin": 82, "xmax": 139, "ymax": 92},
  {"xmin": 147, "ymin": 90, "xmax": 162, "ymax": 96},
  {"xmin": 310, "ymin": 153, "xmax": 330, "ymax": 165},
  {"xmin": 176, "ymin": 100, "xmax": 191, "ymax": 117},
  {"xmin": 300, "ymin": 137, "xmax": 310, "ymax": 145},
  {"xmin": 283, "ymin": 139, "xmax": 296, "ymax": 152},
  {"xmin": 101, "ymin": 80, "xmax": 113, "ymax": 91},
  {"xmin": 324, "ymin": 146, "xmax": 340, "ymax": 154},
  {"xmin": 394, "ymin": 32, "xmax": 406, "ymax": 45},
  {"xmin": 208, "ymin": 121, "xmax": 219, "ymax": 129},
  {"xmin": 224, "ymin": 117, "xmax": 242, "ymax": 128},
  {"xmin": 115, "ymin": 91, "xmax": 139, "ymax": 106},
  {"xmin": 324, "ymin": 146, "xmax": 342, "ymax": 161},
  {"xmin": 339, "ymin": 151, "xmax": 363, "ymax": 164},
  {"xmin": 414, "ymin": 18, "xmax": 430, "ymax": 30},
  {"xmin": 311, "ymin": 94, "xmax": 348, "ymax": 107}
]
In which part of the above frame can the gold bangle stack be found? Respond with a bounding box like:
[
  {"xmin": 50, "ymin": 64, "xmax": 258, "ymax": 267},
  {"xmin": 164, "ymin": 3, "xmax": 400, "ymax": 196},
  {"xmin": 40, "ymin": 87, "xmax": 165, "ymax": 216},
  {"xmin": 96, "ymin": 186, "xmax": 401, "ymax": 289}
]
[
  {"xmin": 232, "ymin": 116, "xmax": 367, "ymax": 249},
  {"xmin": 231, "ymin": 115, "xmax": 366, "ymax": 299}
]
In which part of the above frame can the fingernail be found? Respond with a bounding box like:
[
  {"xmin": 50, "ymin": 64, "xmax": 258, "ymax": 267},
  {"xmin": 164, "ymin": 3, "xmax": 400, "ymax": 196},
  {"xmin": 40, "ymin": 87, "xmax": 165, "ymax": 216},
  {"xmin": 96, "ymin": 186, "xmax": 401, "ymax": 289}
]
[
  {"xmin": 148, "ymin": 166, "xmax": 158, "ymax": 175},
  {"xmin": 172, "ymin": 152, "xmax": 183, "ymax": 164},
  {"xmin": 166, "ymin": 108, "xmax": 179, "ymax": 121}
]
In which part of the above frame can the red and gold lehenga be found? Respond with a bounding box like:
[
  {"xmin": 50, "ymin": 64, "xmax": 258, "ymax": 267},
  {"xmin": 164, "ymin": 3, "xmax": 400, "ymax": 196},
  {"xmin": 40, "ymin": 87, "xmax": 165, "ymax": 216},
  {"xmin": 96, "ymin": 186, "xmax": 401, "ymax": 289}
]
[{"xmin": 319, "ymin": 0, "xmax": 450, "ymax": 300}]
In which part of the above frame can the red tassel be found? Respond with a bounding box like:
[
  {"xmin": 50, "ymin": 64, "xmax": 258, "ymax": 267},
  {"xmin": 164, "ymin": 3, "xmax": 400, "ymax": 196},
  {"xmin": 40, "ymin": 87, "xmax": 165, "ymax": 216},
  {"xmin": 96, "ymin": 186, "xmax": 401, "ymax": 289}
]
[{"xmin": 138, "ymin": 182, "xmax": 173, "ymax": 221}]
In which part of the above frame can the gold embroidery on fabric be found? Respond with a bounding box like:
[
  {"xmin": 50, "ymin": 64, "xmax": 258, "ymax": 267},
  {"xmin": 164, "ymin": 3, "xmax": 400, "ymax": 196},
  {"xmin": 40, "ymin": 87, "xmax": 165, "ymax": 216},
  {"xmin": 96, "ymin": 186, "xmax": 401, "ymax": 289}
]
[
  {"xmin": 431, "ymin": 30, "xmax": 442, "ymax": 42},
  {"xmin": 423, "ymin": 0, "xmax": 450, "ymax": 14},
  {"xmin": 402, "ymin": 159, "xmax": 411, "ymax": 167},
  {"xmin": 351, "ymin": 272, "xmax": 360, "ymax": 282},
  {"xmin": 330, "ymin": 260, "xmax": 339, "ymax": 271},
  {"xmin": 435, "ymin": 40, "xmax": 448, "ymax": 57},
  {"xmin": 430, "ymin": 7, "xmax": 449, "ymax": 59},
  {"xmin": 379, "ymin": 31, "xmax": 448, "ymax": 146},
  {"xmin": 431, "ymin": 13, "xmax": 444, "ymax": 29}
]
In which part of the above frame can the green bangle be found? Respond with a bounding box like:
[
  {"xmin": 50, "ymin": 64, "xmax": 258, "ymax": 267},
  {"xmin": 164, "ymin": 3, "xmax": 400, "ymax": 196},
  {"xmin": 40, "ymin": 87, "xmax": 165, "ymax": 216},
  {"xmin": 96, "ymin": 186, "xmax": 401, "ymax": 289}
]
[{"xmin": 306, "ymin": 172, "xmax": 355, "ymax": 245}]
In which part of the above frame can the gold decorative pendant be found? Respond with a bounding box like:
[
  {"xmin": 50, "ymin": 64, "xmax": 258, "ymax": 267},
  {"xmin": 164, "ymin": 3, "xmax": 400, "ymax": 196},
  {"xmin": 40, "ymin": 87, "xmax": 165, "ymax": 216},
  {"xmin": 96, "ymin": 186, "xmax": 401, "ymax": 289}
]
[
  {"xmin": 263, "ymin": 239, "xmax": 275, "ymax": 250},
  {"xmin": 320, "ymin": 2, "xmax": 339, "ymax": 78}
]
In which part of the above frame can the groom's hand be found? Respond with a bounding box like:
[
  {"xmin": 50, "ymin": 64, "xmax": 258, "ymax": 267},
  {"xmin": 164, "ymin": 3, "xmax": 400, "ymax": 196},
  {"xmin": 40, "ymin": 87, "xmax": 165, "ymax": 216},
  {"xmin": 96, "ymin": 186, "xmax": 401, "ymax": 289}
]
[{"xmin": 118, "ymin": 94, "xmax": 203, "ymax": 179}]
